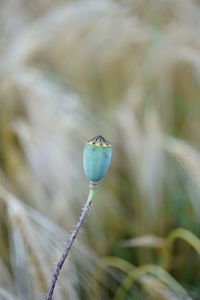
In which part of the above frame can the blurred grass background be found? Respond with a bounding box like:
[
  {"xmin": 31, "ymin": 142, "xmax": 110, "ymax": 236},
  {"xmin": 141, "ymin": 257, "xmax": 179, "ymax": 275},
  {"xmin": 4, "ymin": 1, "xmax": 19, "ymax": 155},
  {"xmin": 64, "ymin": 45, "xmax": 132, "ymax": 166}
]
[{"xmin": 0, "ymin": 0, "xmax": 200, "ymax": 299}]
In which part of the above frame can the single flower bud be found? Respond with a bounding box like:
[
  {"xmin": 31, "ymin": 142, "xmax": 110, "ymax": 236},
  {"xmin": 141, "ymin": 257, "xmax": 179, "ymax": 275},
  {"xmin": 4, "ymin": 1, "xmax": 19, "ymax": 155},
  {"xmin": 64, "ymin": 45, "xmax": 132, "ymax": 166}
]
[{"xmin": 83, "ymin": 135, "xmax": 112, "ymax": 183}]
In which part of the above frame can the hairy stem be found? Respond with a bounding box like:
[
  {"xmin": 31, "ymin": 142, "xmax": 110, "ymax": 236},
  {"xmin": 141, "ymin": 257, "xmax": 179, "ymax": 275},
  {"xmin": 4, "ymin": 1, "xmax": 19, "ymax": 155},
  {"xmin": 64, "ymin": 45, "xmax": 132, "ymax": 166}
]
[{"xmin": 45, "ymin": 187, "xmax": 96, "ymax": 300}]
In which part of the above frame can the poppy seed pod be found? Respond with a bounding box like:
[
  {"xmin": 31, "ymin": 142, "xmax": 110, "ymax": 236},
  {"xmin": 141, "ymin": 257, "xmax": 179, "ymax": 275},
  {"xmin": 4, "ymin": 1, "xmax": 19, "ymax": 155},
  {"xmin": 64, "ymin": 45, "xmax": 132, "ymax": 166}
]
[{"xmin": 83, "ymin": 135, "xmax": 112, "ymax": 184}]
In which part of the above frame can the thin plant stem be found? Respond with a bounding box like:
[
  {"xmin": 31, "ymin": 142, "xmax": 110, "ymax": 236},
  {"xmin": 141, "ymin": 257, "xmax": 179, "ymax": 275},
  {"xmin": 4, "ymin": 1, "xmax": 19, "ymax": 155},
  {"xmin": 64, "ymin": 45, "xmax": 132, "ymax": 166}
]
[{"xmin": 45, "ymin": 186, "xmax": 96, "ymax": 300}]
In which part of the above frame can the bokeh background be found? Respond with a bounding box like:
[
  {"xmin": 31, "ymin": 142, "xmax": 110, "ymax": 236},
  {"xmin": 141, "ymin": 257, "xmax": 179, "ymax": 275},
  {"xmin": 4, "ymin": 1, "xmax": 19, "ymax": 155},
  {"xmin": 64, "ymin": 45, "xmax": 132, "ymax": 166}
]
[{"xmin": 0, "ymin": 0, "xmax": 200, "ymax": 299}]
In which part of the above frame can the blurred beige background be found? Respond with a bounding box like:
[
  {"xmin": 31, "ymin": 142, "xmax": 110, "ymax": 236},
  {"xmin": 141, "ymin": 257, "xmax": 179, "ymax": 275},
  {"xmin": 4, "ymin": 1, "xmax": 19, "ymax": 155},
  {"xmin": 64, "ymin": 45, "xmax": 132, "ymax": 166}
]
[{"xmin": 0, "ymin": 0, "xmax": 200, "ymax": 299}]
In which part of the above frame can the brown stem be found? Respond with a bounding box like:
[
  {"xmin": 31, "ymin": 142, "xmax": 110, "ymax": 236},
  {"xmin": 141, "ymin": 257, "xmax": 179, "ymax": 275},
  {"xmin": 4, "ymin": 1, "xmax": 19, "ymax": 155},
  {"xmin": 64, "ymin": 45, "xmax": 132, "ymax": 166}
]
[{"xmin": 45, "ymin": 187, "xmax": 96, "ymax": 300}]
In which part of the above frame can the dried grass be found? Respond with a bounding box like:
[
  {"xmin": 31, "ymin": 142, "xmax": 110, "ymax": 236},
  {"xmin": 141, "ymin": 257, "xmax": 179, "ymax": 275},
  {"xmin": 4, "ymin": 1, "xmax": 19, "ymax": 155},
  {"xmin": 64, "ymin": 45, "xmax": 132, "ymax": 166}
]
[{"xmin": 0, "ymin": 0, "xmax": 200, "ymax": 299}]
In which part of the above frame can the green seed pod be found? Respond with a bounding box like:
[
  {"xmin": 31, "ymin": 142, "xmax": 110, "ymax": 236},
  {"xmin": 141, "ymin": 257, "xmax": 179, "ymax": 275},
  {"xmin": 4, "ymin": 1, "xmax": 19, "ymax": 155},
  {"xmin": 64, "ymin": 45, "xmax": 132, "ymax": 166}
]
[{"xmin": 83, "ymin": 135, "xmax": 112, "ymax": 183}]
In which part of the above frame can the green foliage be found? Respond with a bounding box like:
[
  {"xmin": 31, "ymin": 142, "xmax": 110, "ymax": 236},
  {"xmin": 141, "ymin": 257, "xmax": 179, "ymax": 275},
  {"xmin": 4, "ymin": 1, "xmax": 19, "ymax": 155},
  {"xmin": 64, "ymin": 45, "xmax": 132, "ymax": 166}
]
[{"xmin": 94, "ymin": 228, "xmax": 200, "ymax": 300}]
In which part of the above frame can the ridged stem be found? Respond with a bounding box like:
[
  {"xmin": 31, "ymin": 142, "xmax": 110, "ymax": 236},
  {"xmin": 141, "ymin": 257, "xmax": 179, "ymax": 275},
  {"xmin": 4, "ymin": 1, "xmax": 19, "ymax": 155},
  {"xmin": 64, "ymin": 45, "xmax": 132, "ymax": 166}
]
[{"xmin": 45, "ymin": 186, "xmax": 96, "ymax": 300}]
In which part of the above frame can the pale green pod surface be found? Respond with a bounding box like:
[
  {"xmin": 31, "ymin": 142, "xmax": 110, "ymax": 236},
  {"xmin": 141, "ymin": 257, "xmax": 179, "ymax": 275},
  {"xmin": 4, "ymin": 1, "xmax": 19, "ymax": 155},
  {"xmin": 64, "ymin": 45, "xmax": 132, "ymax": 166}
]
[{"xmin": 83, "ymin": 135, "xmax": 112, "ymax": 183}]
